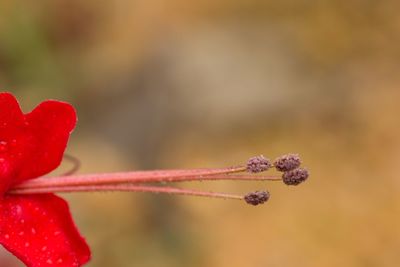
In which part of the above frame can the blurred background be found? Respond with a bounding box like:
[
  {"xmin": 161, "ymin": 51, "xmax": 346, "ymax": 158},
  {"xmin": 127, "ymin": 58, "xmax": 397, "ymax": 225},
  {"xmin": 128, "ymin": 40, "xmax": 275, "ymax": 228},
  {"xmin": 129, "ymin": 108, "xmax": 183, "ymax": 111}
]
[{"xmin": 1, "ymin": 1, "xmax": 400, "ymax": 266}]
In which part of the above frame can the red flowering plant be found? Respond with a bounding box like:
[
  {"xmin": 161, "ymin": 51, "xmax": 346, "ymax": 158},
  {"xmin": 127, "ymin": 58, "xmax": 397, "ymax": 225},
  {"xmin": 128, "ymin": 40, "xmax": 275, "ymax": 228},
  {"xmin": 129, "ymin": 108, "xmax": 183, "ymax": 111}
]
[{"xmin": 0, "ymin": 92, "xmax": 309, "ymax": 267}]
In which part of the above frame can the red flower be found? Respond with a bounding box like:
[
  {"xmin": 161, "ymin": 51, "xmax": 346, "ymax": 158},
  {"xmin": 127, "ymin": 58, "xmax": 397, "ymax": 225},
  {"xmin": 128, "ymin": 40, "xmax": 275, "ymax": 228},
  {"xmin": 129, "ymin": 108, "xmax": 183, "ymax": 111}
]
[
  {"xmin": 0, "ymin": 93, "xmax": 90, "ymax": 266},
  {"xmin": 0, "ymin": 93, "xmax": 309, "ymax": 266}
]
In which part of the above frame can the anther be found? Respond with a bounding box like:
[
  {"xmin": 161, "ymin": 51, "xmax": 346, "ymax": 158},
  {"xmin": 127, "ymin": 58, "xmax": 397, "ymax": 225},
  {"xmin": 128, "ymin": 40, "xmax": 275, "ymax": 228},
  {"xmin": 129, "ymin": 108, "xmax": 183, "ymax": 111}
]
[
  {"xmin": 244, "ymin": 191, "xmax": 270, "ymax": 205},
  {"xmin": 246, "ymin": 155, "xmax": 272, "ymax": 173},
  {"xmin": 273, "ymin": 153, "xmax": 301, "ymax": 172},
  {"xmin": 282, "ymin": 168, "xmax": 309, "ymax": 185}
]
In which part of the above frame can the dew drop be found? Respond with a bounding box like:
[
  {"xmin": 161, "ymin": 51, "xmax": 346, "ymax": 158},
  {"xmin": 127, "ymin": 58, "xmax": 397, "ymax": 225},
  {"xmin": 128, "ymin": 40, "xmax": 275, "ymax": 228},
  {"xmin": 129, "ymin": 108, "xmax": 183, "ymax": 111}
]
[
  {"xmin": 41, "ymin": 246, "xmax": 47, "ymax": 252},
  {"xmin": 4, "ymin": 234, "xmax": 9, "ymax": 239},
  {"xmin": 18, "ymin": 231, "xmax": 24, "ymax": 236},
  {"xmin": 10, "ymin": 139, "xmax": 17, "ymax": 146},
  {"xmin": 31, "ymin": 227, "xmax": 36, "ymax": 234},
  {"xmin": 24, "ymin": 242, "xmax": 29, "ymax": 247},
  {"xmin": 0, "ymin": 141, "xmax": 8, "ymax": 152},
  {"xmin": 46, "ymin": 259, "xmax": 53, "ymax": 264},
  {"xmin": 12, "ymin": 205, "xmax": 23, "ymax": 217}
]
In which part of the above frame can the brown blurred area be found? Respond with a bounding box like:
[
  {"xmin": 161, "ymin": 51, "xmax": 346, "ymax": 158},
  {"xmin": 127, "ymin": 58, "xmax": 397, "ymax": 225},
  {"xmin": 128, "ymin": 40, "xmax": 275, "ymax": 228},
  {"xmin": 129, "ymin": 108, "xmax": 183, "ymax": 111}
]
[{"xmin": 1, "ymin": 1, "xmax": 400, "ymax": 266}]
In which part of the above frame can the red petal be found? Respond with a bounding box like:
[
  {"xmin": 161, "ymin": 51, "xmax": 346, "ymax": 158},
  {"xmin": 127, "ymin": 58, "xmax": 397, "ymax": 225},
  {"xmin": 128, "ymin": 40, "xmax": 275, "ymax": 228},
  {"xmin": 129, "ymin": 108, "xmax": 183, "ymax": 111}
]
[
  {"xmin": 0, "ymin": 93, "xmax": 25, "ymax": 127},
  {"xmin": 17, "ymin": 100, "xmax": 77, "ymax": 183},
  {"xmin": 0, "ymin": 93, "xmax": 25, "ymax": 193},
  {"xmin": 0, "ymin": 194, "xmax": 91, "ymax": 267},
  {"xmin": 0, "ymin": 92, "xmax": 77, "ymax": 191}
]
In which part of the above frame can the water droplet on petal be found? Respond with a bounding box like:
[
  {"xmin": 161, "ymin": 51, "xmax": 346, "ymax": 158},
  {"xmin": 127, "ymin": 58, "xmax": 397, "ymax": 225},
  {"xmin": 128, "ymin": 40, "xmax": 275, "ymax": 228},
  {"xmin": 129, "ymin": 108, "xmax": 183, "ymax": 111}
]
[
  {"xmin": 0, "ymin": 141, "xmax": 8, "ymax": 152},
  {"xmin": 12, "ymin": 205, "xmax": 23, "ymax": 217},
  {"xmin": 10, "ymin": 139, "xmax": 17, "ymax": 146}
]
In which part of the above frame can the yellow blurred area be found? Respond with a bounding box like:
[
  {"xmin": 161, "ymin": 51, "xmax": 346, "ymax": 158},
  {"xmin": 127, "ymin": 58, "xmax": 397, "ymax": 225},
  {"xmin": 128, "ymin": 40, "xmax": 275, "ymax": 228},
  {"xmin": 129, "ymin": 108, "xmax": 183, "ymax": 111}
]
[{"xmin": 1, "ymin": 1, "xmax": 400, "ymax": 266}]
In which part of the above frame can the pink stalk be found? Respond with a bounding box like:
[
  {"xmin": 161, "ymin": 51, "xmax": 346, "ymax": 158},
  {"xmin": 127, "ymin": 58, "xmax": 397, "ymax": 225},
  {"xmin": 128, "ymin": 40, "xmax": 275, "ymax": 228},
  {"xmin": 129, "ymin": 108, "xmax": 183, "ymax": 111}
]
[
  {"xmin": 16, "ymin": 166, "xmax": 246, "ymax": 188},
  {"xmin": 15, "ymin": 170, "xmax": 281, "ymax": 190},
  {"xmin": 10, "ymin": 184, "xmax": 244, "ymax": 201}
]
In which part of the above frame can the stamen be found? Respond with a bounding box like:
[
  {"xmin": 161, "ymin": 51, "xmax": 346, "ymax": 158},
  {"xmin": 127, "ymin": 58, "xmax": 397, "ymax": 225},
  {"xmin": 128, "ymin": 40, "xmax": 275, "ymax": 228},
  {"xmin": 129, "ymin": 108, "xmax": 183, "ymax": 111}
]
[
  {"xmin": 14, "ymin": 165, "xmax": 250, "ymax": 189},
  {"xmin": 244, "ymin": 191, "xmax": 270, "ymax": 205},
  {"xmin": 246, "ymin": 155, "xmax": 272, "ymax": 173},
  {"xmin": 10, "ymin": 154, "xmax": 308, "ymax": 205},
  {"xmin": 14, "ymin": 173, "xmax": 282, "ymax": 190},
  {"xmin": 273, "ymin": 153, "xmax": 301, "ymax": 172},
  {"xmin": 282, "ymin": 168, "xmax": 309, "ymax": 185},
  {"xmin": 9, "ymin": 184, "xmax": 245, "ymax": 201}
]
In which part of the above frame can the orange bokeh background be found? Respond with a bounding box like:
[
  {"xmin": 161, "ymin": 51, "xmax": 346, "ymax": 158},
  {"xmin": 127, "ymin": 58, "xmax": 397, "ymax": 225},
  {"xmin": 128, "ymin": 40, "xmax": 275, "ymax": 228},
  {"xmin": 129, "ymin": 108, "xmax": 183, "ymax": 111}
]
[{"xmin": 1, "ymin": 1, "xmax": 400, "ymax": 266}]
